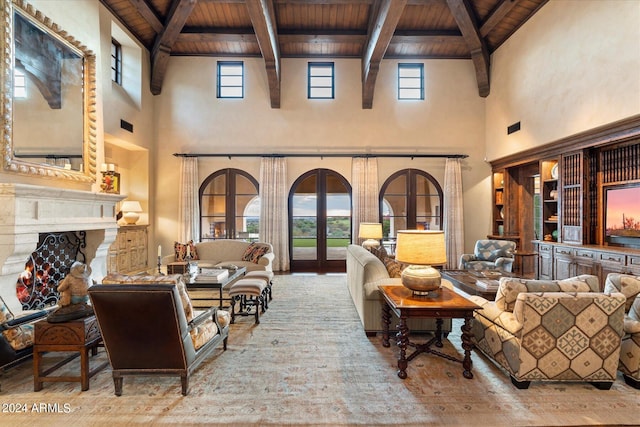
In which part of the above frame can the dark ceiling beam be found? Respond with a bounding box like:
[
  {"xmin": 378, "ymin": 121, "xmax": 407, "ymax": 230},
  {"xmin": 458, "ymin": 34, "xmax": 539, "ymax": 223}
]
[
  {"xmin": 151, "ymin": 0, "xmax": 198, "ymax": 95},
  {"xmin": 246, "ymin": 0, "xmax": 281, "ymax": 108},
  {"xmin": 130, "ymin": 0, "xmax": 164, "ymax": 34},
  {"xmin": 446, "ymin": 0, "xmax": 490, "ymax": 97},
  {"xmin": 479, "ymin": 0, "xmax": 518, "ymax": 37},
  {"xmin": 361, "ymin": 0, "xmax": 407, "ymax": 109}
]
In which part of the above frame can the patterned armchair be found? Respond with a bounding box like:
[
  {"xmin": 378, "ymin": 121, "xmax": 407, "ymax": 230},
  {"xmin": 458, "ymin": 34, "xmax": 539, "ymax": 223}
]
[
  {"xmin": 459, "ymin": 239, "xmax": 516, "ymax": 272},
  {"xmin": 469, "ymin": 275, "xmax": 626, "ymax": 389},
  {"xmin": 603, "ymin": 273, "xmax": 640, "ymax": 389}
]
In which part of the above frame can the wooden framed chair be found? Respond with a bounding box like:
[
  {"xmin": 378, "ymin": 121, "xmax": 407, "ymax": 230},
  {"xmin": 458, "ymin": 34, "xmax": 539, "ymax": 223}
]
[{"xmin": 88, "ymin": 282, "xmax": 229, "ymax": 396}]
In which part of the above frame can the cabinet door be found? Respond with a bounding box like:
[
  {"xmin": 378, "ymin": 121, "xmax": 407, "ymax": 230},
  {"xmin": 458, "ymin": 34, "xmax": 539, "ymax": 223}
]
[
  {"xmin": 553, "ymin": 247, "xmax": 574, "ymax": 279},
  {"xmin": 537, "ymin": 244, "xmax": 553, "ymax": 279},
  {"xmin": 574, "ymin": 249, "xmax": 595, "ymax": 276},
  {"xmin": 627, "ymin": 256, "xmax": 640, "ymax": 276}
]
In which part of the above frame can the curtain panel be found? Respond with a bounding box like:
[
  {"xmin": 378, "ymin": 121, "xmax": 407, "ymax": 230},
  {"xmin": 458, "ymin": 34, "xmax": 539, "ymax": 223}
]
[
  {"xmin": 178, "ymin": 157, "xmax": 200, "ymax": 243},
  {"xmin": 259, "ymin": 157, "xmax": 290, "ymax": 271},
  {"xmin": 351, "ymin": 157, "xmax": 380, "ymax": 243},
  {"xmin": 443, "ymin": 158, "xmax": 464, "ymax": 269}
]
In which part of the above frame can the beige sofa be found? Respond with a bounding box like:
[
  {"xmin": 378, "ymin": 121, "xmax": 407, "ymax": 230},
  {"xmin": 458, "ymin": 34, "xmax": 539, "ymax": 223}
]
[
  {"xmin": 164, "ymin": 240, "xmax": 274, "ymax": 272},
  {"xmin": 470, "ymin": 275, "xmax": 626, "ymax": 389},
  {"xmin": 346, "ymin": 244, "xmax": 452, "ymax": 337}
]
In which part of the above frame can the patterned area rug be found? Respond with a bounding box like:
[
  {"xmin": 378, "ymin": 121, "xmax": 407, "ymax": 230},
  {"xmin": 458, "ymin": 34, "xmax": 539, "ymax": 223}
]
[{"xmin": 1, "ymin": 273, "xmax": 639, "ymax": 426}]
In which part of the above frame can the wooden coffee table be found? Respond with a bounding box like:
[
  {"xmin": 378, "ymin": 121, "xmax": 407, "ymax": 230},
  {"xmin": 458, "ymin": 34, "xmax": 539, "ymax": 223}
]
[
  {"xmin": 379, "ymin": 285, "xmax": 480, "ymax": 380},
  {"xmin": 186, "ymin": 267, "xmax": 246, "ymax": 309},
  {"xmin": 441, "ymin": 270, "xmax": 510, "ymax": 299}
]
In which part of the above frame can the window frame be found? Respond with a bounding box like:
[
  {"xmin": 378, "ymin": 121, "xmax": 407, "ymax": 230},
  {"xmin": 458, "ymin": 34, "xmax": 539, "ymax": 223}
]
[
  {"xmin": 308, "ymin": 62, "xmax": 335, "ymax": 99},
  {"xmin": 111, "ymin": 38, "xmax": 122, "ymax": 85},
  {"xmin": 397, "ymin": 63, "xmax": 424, "ymax": 101},
  {"xmin": 217, "ymin": 61, "xmax": 244, "ymax": 99}
]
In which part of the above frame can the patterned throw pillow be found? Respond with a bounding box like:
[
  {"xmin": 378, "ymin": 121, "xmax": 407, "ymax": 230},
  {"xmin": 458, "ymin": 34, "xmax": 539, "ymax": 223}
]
[
  {"xmin": 383, "ymin": 257, "xmax": 404, "ymax": 278},
  {"xmin": 2, "ymin": 324, "xmax": 34, "ymax": 351},
  {"xmin": 0, "ymin": 296, "xmax": 14, "ymax": 324},
  {"xmin": 241, "ymin": 243, "xmax": 270, "ymax": 263},
  {"xmin": 174, "ymin": 240, "xmax": 199, "ymax": 261}
]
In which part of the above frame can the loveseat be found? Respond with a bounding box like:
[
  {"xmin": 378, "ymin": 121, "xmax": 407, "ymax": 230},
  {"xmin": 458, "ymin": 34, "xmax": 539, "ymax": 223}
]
[
  {"xmin": 346, "ymin": 244, "xmax": 452, "ymax": 337},
  {"xmin": 164, "ymin": 240, "xmax": 275, "ymax": 272},
  {"xmin": 470, "ymin": 275, "xmax": 626, "ymax": 389},
  {"xmin": 603, "ymin": 273, "xmax": 640, "ymax": 389}
]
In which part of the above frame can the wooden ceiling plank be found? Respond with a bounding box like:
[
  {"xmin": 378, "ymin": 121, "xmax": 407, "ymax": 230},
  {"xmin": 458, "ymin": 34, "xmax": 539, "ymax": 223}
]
[
  {"xmin": 151, "ymin": 0, "xmax": 199, "ymax": 95},
  {"xmin": 361, "ymin": 0, "xmax": 407, "ymax": 109},
  {"xmin": 446, "ymin": 0, "xmax": 490, "ymax": 97},
  {"xmin": 479, "ymin": 0, "xmax": 519, "ymax": 37},
  {"xmin": 130, "ymin": 0, "xmax": 164, "ymax": 33},
  {"xmin": 246, "ymin": 0, "xmax": 281, "ymax": 108}
]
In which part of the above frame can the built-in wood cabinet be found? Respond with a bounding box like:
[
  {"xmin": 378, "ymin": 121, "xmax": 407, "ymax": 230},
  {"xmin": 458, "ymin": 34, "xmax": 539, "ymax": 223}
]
[
  {"xmin": 492, "ymin": 171, "xmax": 505, "ymax": 236},
  {"xmin": 533, "ymin": 241, "xmax": 640, "ymax": 289},
  {"xmin": 108, "ymin": 225, "xmax": 148, "ymax": 274},
  {"xmin": 540, "ymin": 159, "xmax": 559, "ymax": 242}
]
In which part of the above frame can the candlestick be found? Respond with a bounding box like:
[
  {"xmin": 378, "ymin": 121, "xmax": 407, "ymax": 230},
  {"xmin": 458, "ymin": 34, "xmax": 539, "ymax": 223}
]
[{"xmin": 157, "ymin": 256, "xmax": 163, "ymax": 275}]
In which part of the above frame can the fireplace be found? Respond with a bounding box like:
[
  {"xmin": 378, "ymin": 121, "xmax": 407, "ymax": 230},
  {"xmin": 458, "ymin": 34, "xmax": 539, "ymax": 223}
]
[{"xmin": 0, "ymin": 183, "xmax": 124, "ymax": 314}]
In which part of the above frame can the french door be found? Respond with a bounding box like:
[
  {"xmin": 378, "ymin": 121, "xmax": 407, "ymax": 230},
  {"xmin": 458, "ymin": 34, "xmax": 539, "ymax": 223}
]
[{"xmin": 289, "ymin": 169, "xmax": 351, "ymax": 272}]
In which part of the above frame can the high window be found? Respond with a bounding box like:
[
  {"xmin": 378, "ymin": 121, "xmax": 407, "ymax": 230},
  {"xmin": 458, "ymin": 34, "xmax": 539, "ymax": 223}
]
[
  {"xmin": 380, "ymin": 169, "xmax": 443, "ymax": 241},
  {"xmin": 398, "ymin": 63, "xmax": 424, "ymax": 100},
  {"xmin": 200, "ymin": 168, "xmax": 259, "ymax": 241},
  {"xmin": 308, "ymin": 62, "xmax": 334, "ymax": 99},
  {"xmin": 217, "ymin": 61, "xmax": 244, "ymax": 98},
  {"xmin": 111, "ymin": 38, "xmax": 122, "ymax": 85},
  {"xmin": 14, "ymin": 68, "xmax": 26, "ymax": 98}
]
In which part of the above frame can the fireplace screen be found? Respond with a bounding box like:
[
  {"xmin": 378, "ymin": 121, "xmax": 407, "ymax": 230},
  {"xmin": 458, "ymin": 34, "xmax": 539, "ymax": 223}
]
[{"xmin": 16, "ymin": 231, "xmax": 86, "ymax": 310}]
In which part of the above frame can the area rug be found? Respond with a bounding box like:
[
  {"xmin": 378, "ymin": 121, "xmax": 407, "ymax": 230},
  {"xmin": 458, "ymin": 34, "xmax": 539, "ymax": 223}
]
[{"xmin": 1, "ymin": 273, "xmax": 638, "ymax": 426}]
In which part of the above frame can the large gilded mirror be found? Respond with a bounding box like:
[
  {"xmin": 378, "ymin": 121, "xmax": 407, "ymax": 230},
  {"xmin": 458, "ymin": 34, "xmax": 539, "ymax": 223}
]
[{"xmin": 1, "ymin": 0, "xmax": 96, "ymax": 182}]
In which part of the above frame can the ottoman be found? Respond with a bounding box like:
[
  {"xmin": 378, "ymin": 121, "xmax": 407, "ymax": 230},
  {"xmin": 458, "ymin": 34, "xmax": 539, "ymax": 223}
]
[
  {"xmin": 244, "ymin": 270, "xmax": 275, "ymax": 306},
  {"xmin": 228, "ymin": 278, "xmax": 267, "ymax": 324}
]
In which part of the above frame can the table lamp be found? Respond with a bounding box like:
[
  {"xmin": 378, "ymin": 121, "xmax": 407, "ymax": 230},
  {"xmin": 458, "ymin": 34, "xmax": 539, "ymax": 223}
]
[
  {"xmin": 358, "ymin": 222, "xmax": 383, "ymax": 249},
  {"xmin": 120, "ymin": 200, "xmax": 142, "ymax": 225},
  {"xmin": 395, "ymin": 230, "xmax": 447, "ymax": 295}
]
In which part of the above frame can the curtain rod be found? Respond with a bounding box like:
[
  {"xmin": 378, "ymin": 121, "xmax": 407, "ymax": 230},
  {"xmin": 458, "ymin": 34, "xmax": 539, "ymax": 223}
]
[{"xmin": 173, "ymin": 153, "xmax": 468, "ymax": 159}]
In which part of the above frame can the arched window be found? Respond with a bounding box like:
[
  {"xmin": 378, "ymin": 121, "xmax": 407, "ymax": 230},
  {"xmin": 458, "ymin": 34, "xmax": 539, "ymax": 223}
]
[
  {"xmin": 199, "ymin": 168, "xmax": 260, "ymax": 241},
  {"xmin": 379, "ymin": 169, "xmax": 443, "ymax": 239}
]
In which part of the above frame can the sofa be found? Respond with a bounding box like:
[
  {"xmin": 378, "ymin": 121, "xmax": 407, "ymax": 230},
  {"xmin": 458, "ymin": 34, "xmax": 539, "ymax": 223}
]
[
  {"xmin": 469, "ymin": 275, "xmax": 626, "ymax": 389},
  {"xmin": 603, "ymin": 273, "xmax": 640, "ymax": 389},
  {"xmin": 459, "ymin": 239, "xmax": 516, "ymax": 272},
  {"xmin": 164, "ymin": 240, "xmax": 275, "ymax": 272},
  {"xmin": 346, "ymin": 244, "xmax": 452, "ymax": 337}
]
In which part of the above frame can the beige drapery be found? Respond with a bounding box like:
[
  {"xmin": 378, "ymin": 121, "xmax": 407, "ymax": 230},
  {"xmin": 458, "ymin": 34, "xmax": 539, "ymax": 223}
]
[
  {"xmin": 178, "ymin": 157, "xmax": 200, "ymax": 243},
  {"xmin": 260, "ymin": 157, "xmax": 290, "ymax": 271},
  {"xmin": 443, "ymin": 158, "xmax": 464, "ymax": 269},
  {"xmin": 351, "ymin": 157, "xmax": 380, "ymax": 242}
]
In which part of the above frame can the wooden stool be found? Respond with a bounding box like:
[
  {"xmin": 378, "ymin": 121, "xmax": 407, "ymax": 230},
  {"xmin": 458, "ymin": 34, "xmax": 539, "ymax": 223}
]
[
  {"xmin": 229, "ymin": 278, "xmax": 267, "ymax": 324},
  {"xmin": 244, "ymin": 271, "xmax": 274, "ymax": 306}
]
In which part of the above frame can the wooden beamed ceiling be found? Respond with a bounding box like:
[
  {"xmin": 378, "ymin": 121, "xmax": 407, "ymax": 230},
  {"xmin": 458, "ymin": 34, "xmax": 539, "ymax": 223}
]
[{"xmin": 101, "ymin": 0, "xmax": 547, "ymax": 107}]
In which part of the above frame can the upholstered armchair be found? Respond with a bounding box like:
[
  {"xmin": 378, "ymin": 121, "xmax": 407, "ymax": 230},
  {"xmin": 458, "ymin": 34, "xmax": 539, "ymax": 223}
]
[
  {"xmin": 459, "ymin": 239, "xmax": 516, "ymax": 272},
  {"xmin": 603, "ymin": 273, "xmax": 640, "ymax": 389},
  {"xmin": 469, "ymin": 275, "xmax": 626, "ymax": 389},
  {"xmin": 89, "ymin": 275, "xmax": 230, "ymax": 396}
]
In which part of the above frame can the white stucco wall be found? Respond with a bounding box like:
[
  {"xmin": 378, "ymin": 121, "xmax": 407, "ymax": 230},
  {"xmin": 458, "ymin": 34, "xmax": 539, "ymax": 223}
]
[
  {"xmin": 485, "ymin": 0, "xmax": 640, "ymax": 161},
  {"xmin": 153, "ymin": 57, "xmax": 490, "ymax": 256}
]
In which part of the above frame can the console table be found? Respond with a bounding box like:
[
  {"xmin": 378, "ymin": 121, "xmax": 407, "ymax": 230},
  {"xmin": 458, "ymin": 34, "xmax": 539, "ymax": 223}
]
[{"xmin": 33, "ymin": 315, "xmax": 107, "ymax": 391}]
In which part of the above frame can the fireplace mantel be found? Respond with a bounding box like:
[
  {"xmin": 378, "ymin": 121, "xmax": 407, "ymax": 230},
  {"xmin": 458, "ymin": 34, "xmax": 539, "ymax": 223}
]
[{"xmin": 0, "ymin": 183, "xmax": 124, "ymax": 313}]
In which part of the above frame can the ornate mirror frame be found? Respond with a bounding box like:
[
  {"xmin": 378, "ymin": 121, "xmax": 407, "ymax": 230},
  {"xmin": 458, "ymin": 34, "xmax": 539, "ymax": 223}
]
[{"xmin": 1, "ymin": 0, "xmax": 96, "ymax": 182}]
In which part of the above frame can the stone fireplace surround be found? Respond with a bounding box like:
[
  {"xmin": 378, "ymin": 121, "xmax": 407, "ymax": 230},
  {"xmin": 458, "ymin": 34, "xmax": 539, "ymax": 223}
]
[{"xmin": 0, "ymin": 183, "xmax": 124, "ymax": 314}]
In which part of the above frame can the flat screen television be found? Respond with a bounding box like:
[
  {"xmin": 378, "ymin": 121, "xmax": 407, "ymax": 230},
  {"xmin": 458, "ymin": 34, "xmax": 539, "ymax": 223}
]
[{"xmin": 604, "ymin": 184, "xmax": 640, "ymax": 248}]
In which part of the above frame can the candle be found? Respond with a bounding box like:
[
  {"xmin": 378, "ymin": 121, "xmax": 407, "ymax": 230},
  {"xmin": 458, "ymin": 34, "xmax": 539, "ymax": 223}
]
[
  {"xmin": 101, "ymin": 163, "xmax": 107, "ymax": 172},
  {"xmin": 186, "ymin": 246, "xmax": 191, "ymax": 258},
  {"xmin": 108, "ymin": 163, "xmax": 115, "ymax": 172},
  {"xmin": 157, "ymin": 245, "xmax": 162, "ymax": 257}
]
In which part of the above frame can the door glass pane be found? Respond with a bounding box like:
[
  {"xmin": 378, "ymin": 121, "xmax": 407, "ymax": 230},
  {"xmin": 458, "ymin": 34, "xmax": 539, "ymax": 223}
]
[
  {"xmin": 235, "ymin": 196, "xmax": 260, "ymax": 240},
  {"xmin": 292, "ymin": 175, "xmax": 317, "ymax": 260},
  {"xmin": 236, "ymin": 174, "xmax": 256, "ymax": 194},
  {"xmin": 202, "ymin": 217, "xmax": 226, "ymax": 239},
  {"xmin": 326, "ymin": 174, "xmax": 351, "ymax": 260}
]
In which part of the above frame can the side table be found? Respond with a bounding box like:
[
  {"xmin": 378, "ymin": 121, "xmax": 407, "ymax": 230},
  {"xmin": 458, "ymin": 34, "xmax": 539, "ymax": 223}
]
[{"xmin": 33, "ymin": 315, "xmax": 108, "ymax": 391}]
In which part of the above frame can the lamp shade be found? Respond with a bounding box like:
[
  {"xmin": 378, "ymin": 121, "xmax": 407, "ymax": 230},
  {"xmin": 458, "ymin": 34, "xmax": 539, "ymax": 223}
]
[
  {"xmin": 395, "ymin": 230, "xmax": 446, "ymax": 266},
  {"xmin": 358, "ymin": 222, "xmax": 383, "ymax": 239},
  {"xmin": 120, "ymin": 201, "xmax": 142, "ymax": 225}
]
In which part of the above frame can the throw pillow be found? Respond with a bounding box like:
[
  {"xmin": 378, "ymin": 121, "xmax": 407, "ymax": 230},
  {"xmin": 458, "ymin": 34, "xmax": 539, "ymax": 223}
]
[
  {"xmin": 383, "ymin": 257, "xmax": 404, "ymax": 278},
  {"xmin": 174, "ymin": 240, "xmax": 199, "ymax": 261},
  {"xmin": 487, "ymin": 248, "xmax": 510, "ymax": 262},
  {"xmin": 370, "ymin": 246, "xmax": 388, "ymax": 263},
  {"xmin": 0, "ymin": 296, "xmax": 14, "ymax": 324},
  {"xmin": 242, "ymin": 243, "xmax": 270, "ymax": 263}
]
